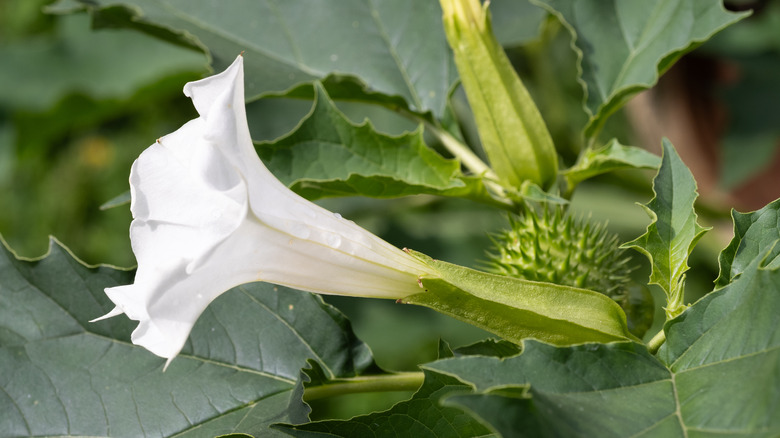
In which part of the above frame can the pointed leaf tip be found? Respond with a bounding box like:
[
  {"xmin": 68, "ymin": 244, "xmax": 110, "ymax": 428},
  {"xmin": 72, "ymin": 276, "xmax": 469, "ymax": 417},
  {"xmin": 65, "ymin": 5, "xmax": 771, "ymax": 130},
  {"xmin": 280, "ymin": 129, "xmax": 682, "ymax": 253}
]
[{"xmin": 622, "ymin": 139, "xmax": 709, "ymax": 319}]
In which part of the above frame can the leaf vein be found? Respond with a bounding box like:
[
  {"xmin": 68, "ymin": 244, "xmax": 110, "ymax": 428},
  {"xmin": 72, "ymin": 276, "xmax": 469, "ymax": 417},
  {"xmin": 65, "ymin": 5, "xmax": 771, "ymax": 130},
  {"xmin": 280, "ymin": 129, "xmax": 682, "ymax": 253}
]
[
  {"xmin": 236, "ymin": 285, "xmax": 333, "ymax": 379},
  {"xmin": 154, "ymin": 1, "xmax": 324, "ymax": 77},
  {"xmin": 0, "ymin": 383, "xmax": 30, "ymax": 436},
  {"xmin": 367, "ymin": 0, "xmax": 423, "ymax": 110}
]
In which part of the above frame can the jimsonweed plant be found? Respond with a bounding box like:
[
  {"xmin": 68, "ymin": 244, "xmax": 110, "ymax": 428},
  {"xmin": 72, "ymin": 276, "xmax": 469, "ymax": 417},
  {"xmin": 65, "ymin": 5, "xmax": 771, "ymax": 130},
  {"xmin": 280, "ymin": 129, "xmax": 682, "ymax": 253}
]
[{"xmin": 1, "ymin": 0, "xmax": 777, "ymax": 437}]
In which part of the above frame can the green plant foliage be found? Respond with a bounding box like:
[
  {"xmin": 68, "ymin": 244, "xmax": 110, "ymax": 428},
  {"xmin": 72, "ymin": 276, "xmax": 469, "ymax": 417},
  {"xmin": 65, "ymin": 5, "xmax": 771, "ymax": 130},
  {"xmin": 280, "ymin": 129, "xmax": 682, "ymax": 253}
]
[
  {"xmin": 429, "ymin": 254, "xmax": 780, "ymax": 437},
  {"xmin": 622, "ymin": 140, "xmax": 710, "ymax": 319},
  {"xmin": 0, "ymin": 13, "xmax": 205, "ymax": 110},
  {"xmin": 54, "ymin": 0, "xmax": 457, "ymax": 118},
  {"xmin": 3, "ymin": 0, "xmax": 777, "ymax": 436},
  {"xmin": 487, "ymin": 0, "xmax": 547, "ymax": 47},
  {"xmin": 562, "ymin": 139, "xmax": 661, "ymax": 190},
  {"xmin": 715, "ymin": 198, "xmax": 780, "ymax": 288},
  {"xmin": 276, "ymin": 367, "xmax": 490, "ymax": 438},
  {"xmin": 506, "ymin": 181, "xmax": 569, "ymax": 206},
  {"xmin": 256, "ymin": 83, "xmax": 486, "ymax": 202},
  {"xmin": 0, "ymin": 237, "xmax": 374, "ymax": 437},
  {"xmin": 453, "ymin": 338, "xmax": 522, "ymax": 358},
  {"xmin": 534, "ymin": 0, "xmax": 748, "ymax": 139},
  {"xmin": 0, "ymin": 8, "xmax": 208, "ymax": 265},
  {"xmin": 431, "ymin": 342, "xmax": 674, "ymax": 437},
  {"xmin": 403, "ymin": 250, "xmax": 635, "ymax": 346}
]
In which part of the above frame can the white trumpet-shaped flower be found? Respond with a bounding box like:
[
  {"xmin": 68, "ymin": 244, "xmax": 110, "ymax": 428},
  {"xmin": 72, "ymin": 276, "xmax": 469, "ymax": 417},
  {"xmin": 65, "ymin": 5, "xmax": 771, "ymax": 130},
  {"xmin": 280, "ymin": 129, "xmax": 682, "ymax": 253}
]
[{"xmin": 96, "ymin": 55, "xmax": 434, "ymax": 363}]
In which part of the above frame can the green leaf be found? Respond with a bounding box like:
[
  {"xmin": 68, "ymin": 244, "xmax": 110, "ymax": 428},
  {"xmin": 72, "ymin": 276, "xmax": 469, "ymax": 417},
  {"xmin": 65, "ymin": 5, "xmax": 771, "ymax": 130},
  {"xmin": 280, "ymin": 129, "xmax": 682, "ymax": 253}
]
[
  {"xmin": 488, "ymin": 0, "xmax": 547, "ymax": 47},
  {"xmin": 454, "ymin": 339, "xmax": 521, "ymax": 358},
  {"xmin": 0, "ymin": 237, "xmax": 374, "ymax": 437},
  {"xmin": 430, "ymin": 342, "xmax": 673, "ymax": 438},
  {"xmin": 0, "ymin": 13, "xmax": 205, "ymax": 111},
  {"xmin": 622, "ymin": 139, "xmax": 709, "ymax": 318},
  {"xmin": 534, "ymin": 0, "xmax": 747, "ymax": 139},
  {"xmin": 428, "ymin": 252, "xmax": 780, "ymax": 437},
  {"xmin": 658, "ymin": 243, "xmax": 780, "ymax": 367},
  {"xmin": 58, "ymin": 0, "xmax": 457, "ymax": 118},
  {"xmin": 715, "ymin": 198, "xmax": 780, "ymax": 288},
  {"xmin": 562, "ymin": 139, "xmax": 661, "ymax": 191},
  {"xmin": 274, "ymin": 368, "xmax": 491, "ymax": 438},
  {"xmin": 402, "ymin": 251, "xmax": 635, "ymax": 346},
  {"xmin": 256, "ymin": 83, "xmax": 483, "ymax": 202},
  {"xmin": 438, "ymin": 338, "xmax": 456, "ymax": 359},
  {"xmin": 703, "ymin": 0, "xmax": 780, "ymax": 56},
  {"xmin": 507, "ymin": 180, "xmax": 569, "ymax": 205}
]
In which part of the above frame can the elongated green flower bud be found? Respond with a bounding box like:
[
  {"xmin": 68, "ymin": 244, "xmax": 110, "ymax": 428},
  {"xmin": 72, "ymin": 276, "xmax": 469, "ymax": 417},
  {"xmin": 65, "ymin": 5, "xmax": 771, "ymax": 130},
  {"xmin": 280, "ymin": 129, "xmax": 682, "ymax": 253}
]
[{"xmin": 441, "ymin": 0, "xmax": 558, "ymax": 189}]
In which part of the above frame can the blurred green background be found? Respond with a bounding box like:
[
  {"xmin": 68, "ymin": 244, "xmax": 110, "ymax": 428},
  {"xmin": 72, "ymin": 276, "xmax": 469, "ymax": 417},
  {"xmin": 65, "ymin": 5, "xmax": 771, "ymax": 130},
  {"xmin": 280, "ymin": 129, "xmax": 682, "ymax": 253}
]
[
  {"xmin": 3, "ymin": 0, "xmax": 780, "ymax": 419},
  {"xmin": 0, "ymin": 0, "xmax": 208, "ymax": 267}
]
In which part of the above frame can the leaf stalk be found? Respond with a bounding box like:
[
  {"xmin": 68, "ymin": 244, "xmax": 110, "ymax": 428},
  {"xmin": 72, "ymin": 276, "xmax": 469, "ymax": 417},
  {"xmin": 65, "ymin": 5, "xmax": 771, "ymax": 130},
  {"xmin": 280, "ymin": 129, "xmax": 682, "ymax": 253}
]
[
  {"xmin": 425, "ymin": 122, "xmax": 516, "ymax": 208},
  {"xmin": 647, "ymin": 329, "xmax": 666, "ymax": 354},
  {"xmin": 427, "ymin": 121, "xmax": 495, "ymax": 178},
  {"xmin": 302, "ymin": 372, "xmax": 425, "ymax": 402}
]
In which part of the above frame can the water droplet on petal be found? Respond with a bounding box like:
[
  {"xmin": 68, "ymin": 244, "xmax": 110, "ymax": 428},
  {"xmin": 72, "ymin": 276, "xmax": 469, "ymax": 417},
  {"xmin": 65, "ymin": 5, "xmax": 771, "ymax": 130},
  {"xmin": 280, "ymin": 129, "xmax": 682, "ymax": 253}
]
[
  {"xmin": 327, "ymin": 234, "xmax": 342, "ymax": 248},
  {"xmin": 290, "ymin": 223, "xmax": 311, "ymax": 239},
  {"xmin": 334, "ymin": 212, "xmax": 343, "ymax": 219}
]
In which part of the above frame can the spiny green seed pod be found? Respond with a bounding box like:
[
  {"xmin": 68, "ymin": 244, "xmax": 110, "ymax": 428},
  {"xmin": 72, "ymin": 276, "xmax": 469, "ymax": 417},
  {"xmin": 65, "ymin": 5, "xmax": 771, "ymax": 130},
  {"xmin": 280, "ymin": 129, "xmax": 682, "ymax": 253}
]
[
  {"xmin": 485, "ymin": 207, "xmax": 632, "ymax": 302},
  {"xmin": 440, "ymin": 0, "xmax": 558, "ymax": 189},
  {"xmin": 485, "ymin": 207, "xmax": 654, "ymax": 337}
]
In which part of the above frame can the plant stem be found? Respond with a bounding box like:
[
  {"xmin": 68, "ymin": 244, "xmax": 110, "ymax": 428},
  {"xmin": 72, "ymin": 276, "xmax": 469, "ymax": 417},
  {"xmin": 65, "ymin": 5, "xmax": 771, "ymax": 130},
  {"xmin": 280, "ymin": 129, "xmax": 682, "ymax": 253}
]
[
  {"xmin": 424, "ymin": 122, "xmax": 519, "ymax": 208},
  {"xmin": 427, "ymin": 121, "xmax": 496, "ymax": 179},
  {"xmin": 302, "ymin": 372, "xmax": 425, "ymax": 402},
  {"xmin": 647, "ymin": 329, "xmax": 666, "ymax": 354}
]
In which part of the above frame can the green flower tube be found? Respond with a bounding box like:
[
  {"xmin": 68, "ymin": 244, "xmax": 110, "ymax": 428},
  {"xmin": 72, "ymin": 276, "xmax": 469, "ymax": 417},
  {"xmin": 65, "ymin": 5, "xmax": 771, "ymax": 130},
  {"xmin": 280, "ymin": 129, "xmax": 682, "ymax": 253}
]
[{"xmin": 441, "ymin": 0, "xmax": 558, "ymax": 189}]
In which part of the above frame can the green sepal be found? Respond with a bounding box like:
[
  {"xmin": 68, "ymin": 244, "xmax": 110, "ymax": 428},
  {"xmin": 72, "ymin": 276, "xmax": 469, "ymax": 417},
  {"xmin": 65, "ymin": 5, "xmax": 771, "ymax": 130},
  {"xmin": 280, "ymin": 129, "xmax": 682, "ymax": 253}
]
[{"xmin": 402, "ymin": 250, "xmax": 636, "ymax": 346}]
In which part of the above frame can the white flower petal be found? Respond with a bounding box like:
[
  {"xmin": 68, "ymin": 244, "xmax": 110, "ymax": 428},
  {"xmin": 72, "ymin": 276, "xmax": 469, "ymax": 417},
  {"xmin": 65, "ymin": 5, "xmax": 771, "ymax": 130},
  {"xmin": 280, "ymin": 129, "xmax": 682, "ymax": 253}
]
[{"xmin": 99, "ymin": 55, "xmax": 434, "ymax": 362}]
